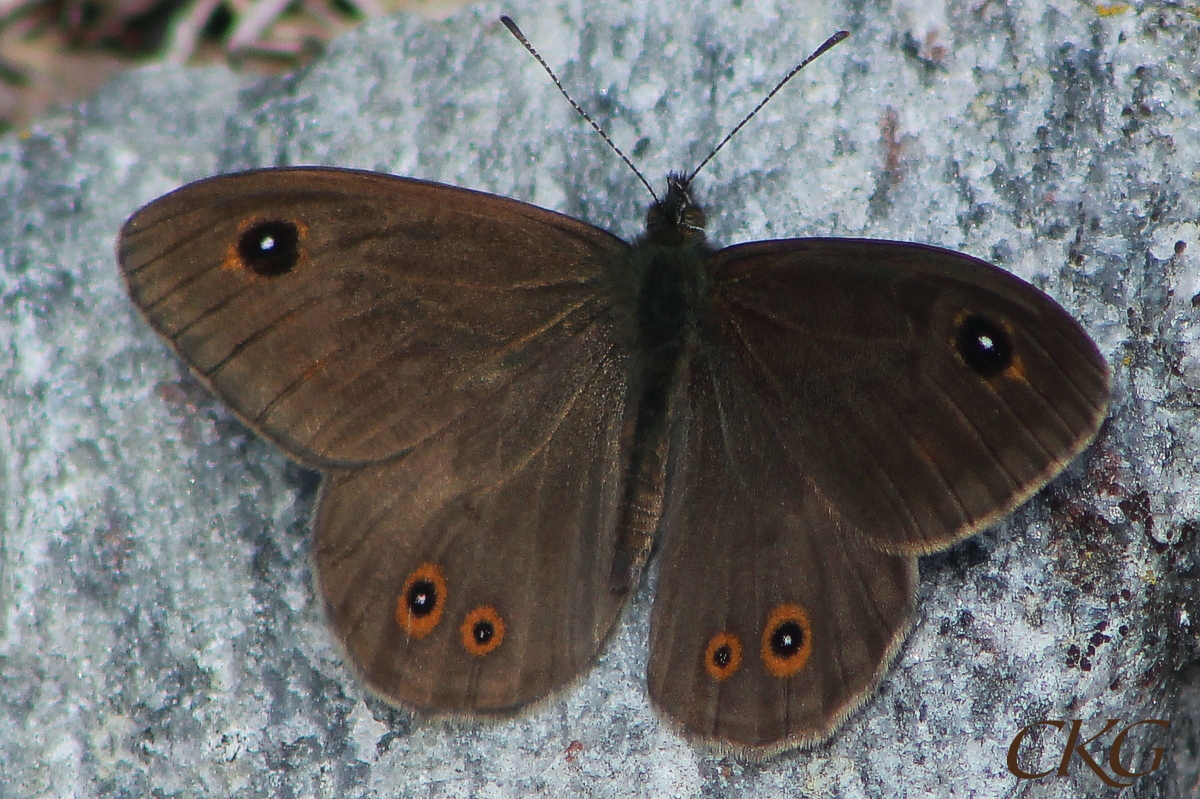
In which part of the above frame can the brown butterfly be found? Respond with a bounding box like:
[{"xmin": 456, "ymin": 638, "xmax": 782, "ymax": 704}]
[{"xmin": 116, "ymin": 22, "xmax": 1110, "ymax": 757}]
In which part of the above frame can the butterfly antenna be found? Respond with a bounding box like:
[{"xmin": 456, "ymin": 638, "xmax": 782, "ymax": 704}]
[
  {"xmin": 501, "ymin": 16, "xmax": 660, "ymax": 203},
  {"xmin": 685, "ymin": 29, "xmax": 850, "ymax": 185}
]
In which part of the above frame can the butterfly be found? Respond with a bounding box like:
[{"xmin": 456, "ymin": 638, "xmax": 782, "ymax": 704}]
[{"xmin": 116, "ymin": 21, "xmax": 1110, "ymax": 757}]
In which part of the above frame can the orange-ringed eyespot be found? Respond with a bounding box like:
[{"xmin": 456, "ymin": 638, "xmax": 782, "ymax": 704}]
[
  {"xmin": 396, "ymin": 563, "xmax": 446, "ymax": 639},
  {"xmin": 703, "ymin": 632, "xmax": 743, "ymax": 680},
  {"xmin": 461, "ymin": 606, "xmax": 505, "ymax": 657},
  {"xmin": 761, "ymin": 604, "xmax": 813, "ymax": 678}
]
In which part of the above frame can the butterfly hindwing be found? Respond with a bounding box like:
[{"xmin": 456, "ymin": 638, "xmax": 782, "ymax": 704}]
[
  {"xmin": 315, "ymin": 309, "xmax": 638, "ymax": 710},
  {"xmin": 648, "ymin": 346, "xmax": 918, "ymax": 752}
]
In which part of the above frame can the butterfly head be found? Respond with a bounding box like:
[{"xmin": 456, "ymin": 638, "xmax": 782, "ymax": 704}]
[{"xmin": 645, "ymin": 174, "xmax": 707, "ymax": 246}]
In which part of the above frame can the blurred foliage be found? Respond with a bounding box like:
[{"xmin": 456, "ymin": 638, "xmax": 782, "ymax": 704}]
[{"xmin": 0, "ymin": 0, "xmax": 466, "ymax": 133}]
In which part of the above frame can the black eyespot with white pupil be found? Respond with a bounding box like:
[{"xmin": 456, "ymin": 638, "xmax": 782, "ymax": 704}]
[
  {"xmin": 473, "ymin": 620, "xmax": 495, "ymax": 644},
  {"xmin": 406, "ymin": 580, "xmax": 438, "ymax": 617},
  {"xmin": 770, "ymin": 621, "xmax": 805, "ymax": 658},
  {"xmin": 956, "ymin": 314, "xmax": 1013, "ymax": 376},
  {"xmin": 238, "ymin": 220, "xmax": 300, "ymax": 276},
  {"xmin": 461, "ymin": 606, "xmax": 505, "ymax": 656},
  {"xmin": 704, "ymin": 632, "xmax": 742, "ymax": 679}
]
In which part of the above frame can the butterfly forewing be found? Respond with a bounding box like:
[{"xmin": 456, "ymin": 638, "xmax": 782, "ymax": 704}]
[
  {"xmin": 703, "ymin": 238, "xmax": 1110, "ymax": 553},
  {"xmin": 118, "ymin": 167, "xmax": 630, "ymax": 468}
]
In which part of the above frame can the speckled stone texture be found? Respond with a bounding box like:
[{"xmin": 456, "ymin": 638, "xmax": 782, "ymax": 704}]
[{"xmin": 1, "ymin": 1, "xmax": 1197, "ymax": 796}]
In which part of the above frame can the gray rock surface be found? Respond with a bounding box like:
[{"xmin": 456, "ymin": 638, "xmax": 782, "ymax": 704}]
[{"xmin": 2, "ymin": 0, "xmax": 1198, "ymax": 796}]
